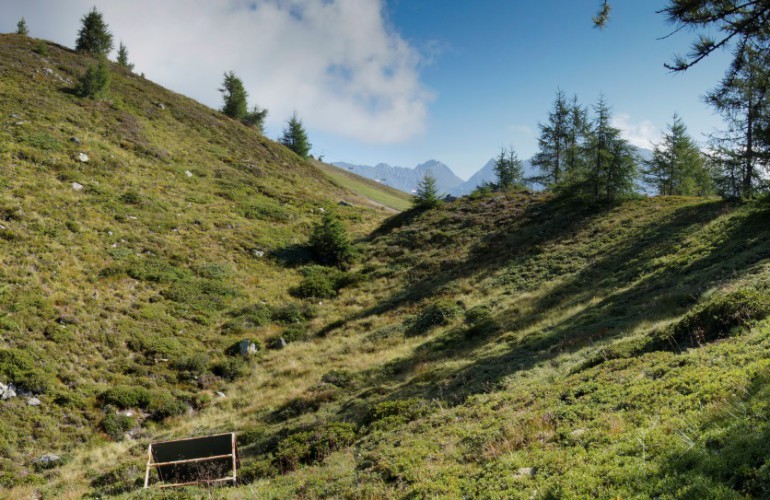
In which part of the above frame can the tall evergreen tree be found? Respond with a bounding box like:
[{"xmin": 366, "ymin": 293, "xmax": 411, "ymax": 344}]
[
  {"xmin": 704, "ymin": 44, "xmax": 770, "ymax": 197},
  {"xmin": 494, "ymin": 146, "xmax": 524, "ymax": 190},
  {"xmin": 585, "ymin": 95, "xmax": 638, "ymax": 201},
  {"xmin": 309, "ymin": 212, "xmax": 354, "ymax": 269},
  {"xmin": 219, "ymin": 71, "xmax": 249, "ymax": 121},
  {"xmin": 75, "ymin": 7, "xmax": 113, "ymax": 56},
  {"xmin": 644, "ymin": 114, "xmax": 711, "ymax": 196},
  {"xmin": 532, "ymin": 89, "xmax": 570, "ymax": 187},
  {"xmin": 16, "ymin": 18, "xmax": 29, "ymax": 36},
  {"xmin": 564, "ymin": 94, "xmax": 590, "ymax": 186},
  {"xmin": 116, "ymin": 42, "xmax": 134, "ymax": 71},
  {"xmin": 279, "ymin": 113, "xmax": 312, "ymax": 158},
  {"xmin": 413, "ymin": 171, "xmax": 442, "ymax": 209}
]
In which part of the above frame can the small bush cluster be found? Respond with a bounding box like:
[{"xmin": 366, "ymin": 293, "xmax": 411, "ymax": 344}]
[
  {"xmin": 364, "ymin": 398, "xmax": 435, "ymax": 433},
  {"xmin": 406, "ymin": 300, "xmax": 463, "ymax": 336},
  {"xmin": 101, "ymin": 410, "xmax": 135, "ymax": 441},
  {"xmin": 0, "ymin": 348, "xmax": 53, "ymax": 393},
  {"xmin": 274, "ymin": 422, "xmax": 356, "ymax": 473},
  {"xmin": 99, "ymin": 385, "xmax": 187, "ymax": 420}
]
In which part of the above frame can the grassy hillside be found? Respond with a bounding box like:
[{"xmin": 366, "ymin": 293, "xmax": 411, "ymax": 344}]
[
  {"xmin": 313, "ymin": 160, "xmax": 413, "ymax": 212},
  {"xmin": 4, "ymin": 34, "xmax": 770, "ymax": 499},
  {"xmin": 0, "ymin": 33, "xmax": 397, "ymax": 492}
]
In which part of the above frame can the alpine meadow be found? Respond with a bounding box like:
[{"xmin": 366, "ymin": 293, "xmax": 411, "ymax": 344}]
[{"xmin": 2, "ymin": 1, "xmax": 770, "ymax": 498}]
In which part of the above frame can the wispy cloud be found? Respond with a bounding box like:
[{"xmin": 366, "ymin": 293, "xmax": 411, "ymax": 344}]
[
  {"xmin": 4, "ymin": 0, "xmax": 432, "ymax": 144},
  {"xmin": 612, "ymin": 113, "xmax": 660, "ymax": 150}
]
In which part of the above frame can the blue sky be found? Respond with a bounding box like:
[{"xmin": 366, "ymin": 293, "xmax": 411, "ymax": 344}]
[
  {"xmin": 318, "ymin": 0, "xmax": 732, "ymax": 177},
  {"xmin": 2, "ymin": 0, "xmax": 733, "ymax": 179}
]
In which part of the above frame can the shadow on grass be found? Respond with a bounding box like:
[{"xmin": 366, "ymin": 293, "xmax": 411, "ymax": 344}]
[{"xmin": 343, "ymin": 197, "xmax": 770, "ymax": 409}]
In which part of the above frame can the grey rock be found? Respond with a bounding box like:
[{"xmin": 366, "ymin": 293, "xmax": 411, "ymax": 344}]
[
  {"xmin": 70, "ymin": 137, "xmax": 80, "ymax": 144},
  {"xmin": 338, "ymin": 200, "xmax": 353, "ymax": 207},
  {"xmin": 71, "ymin": 182, "xmax": 84, "ymax": 191},
  {"xmin": 216, "ymin": 391, "xmax": 226, "ymax": 398},
  {"xmin": 184, "ymin": 170, "xmax": 193, "ymax": 178},
  {"xmin": 158, "ymin": 103, "xmax": 166, "ymax": 110},
  {"xmin": 27, "ymin": 397, "xmax": 41, "ymax": 406},
  {"xmin": 35, "ymin": 455, "xmax": 60, "ymax": 466},
  {"xmin": 271, "ymin": 337, "xmax": 287, "ymax": 350},
  {"xmin": 253, "ymin": 250, "xmax": 265, "ymax": 258},
  {"xmin": 1, "ymin": 383, "xmax": 17, "ymax": 400},
  {"xmin": 317, "ymin": 207, "xmax": 326, "ymax": 213},
  {"xmin": 77, "ymin": 152, "xmax": 89, "ymax": 163},
  {"xmin": 238, "ymin": 340, "xmax": 259, "ymax": 356}
]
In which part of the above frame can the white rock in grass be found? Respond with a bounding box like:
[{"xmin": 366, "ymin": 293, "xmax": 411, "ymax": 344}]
[
  {"xmin": 27, "ymin": 397, "xmax": 41, "ymax": 406},
  {"xmin": 185, "ymin": 170, "xmax": 193, "ymax": 177},
  {"xmin": 77, "ymin": 152, "xmax": 89, "ymax": 163},
  {"xmin": 71, "ymin": 182, "xmax": 84, "ymax": 191}
]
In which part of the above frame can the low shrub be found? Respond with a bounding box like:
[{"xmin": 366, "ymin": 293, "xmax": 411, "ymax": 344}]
[
  {"xmin": 272, "ymin": 302, "xmax": 317, "ymax": 325},
  {"xmin": 464, "ymin": 305, "xmax": 492, "ymax": 325},
  {"xmin": 321, "ymin": 369, "xmax": 356, "ymax": 388},
  {"xmin": 406, "ymin": 300, "xmax": 463, "ymax": 336},
  {"xmin": 274, "ymin": 422, "xmax": 357, "ymax": 473},
  {"xmin": 364, "ymin": 398, "xmax": 435, "ymax": 433},
  {"xmin": 0, "ymin": 348, "xmax": 53, "ymax": 393},
  {"xmin": 211, "ymin": 357, "xmax": 248, "ymax": 381},
  {"xmin": 102, "ymin": 411, "xmax": 136, "ymax": 441},
  {"xmin": 100, "ymin": 385, "xmax": 152, "ymax": 409},
  {"xmin": 147, "ymin": 392, "xmax": 188, "ymax": 420}
]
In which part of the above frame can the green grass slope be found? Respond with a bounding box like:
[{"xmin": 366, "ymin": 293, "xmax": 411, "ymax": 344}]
[
  {"xmin": 313, "ymin": 160, "xmax": 413, "ymax": 212},
  {"xmin": 0, "ymin": 33, "xmax": 395, "ymax": 492},
  {"xmin": 4, "ymin": 34, "xmax": 770, "ymax": 499}
]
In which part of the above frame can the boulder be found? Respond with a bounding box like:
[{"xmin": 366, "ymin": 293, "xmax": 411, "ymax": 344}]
[
  {"xmin": 238, "ymin": 340, "xmax": 259, "ymax": 357},
  {"xmin": 77, "ymin": 152, "xmax": 89, "ymax": 163},
  {"xmin": 338, "ymin": 200, "xmax": 353, "ymax": 207},
  {"xmin": 70, "ymin": 137, "xmax": 80, "ymax": 144},
  {"xmin": 514, "ymin": 467, "xmax": 536, "ymax": 478},
  {"xmin": 184, "ymin": 170, "xmax": 193, "ymax": 178},
  {"xmin": 271, "ymin": 337, "xmax": 287, "ymax": 350},
  {"xmin": 27, "ymin": 397, "xmax": 41, "ymax": 406},
  {"xmin": 253, "ymin": 250, "xmax": 265, "ymax": 258},
  {"xmin": 1, "ymin": 383, "xmax": 17, "ymax": 400},
  {"xmin": 71, "ymin": 182, "xmax": 84, "ymax": 191},
  {"xmin": 35, "ymin": 455, "xmax": 60, "ymax": 467}
]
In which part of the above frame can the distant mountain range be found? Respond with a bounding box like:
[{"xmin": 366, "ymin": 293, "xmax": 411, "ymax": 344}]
[{"xmin": 333, "ymin": 147, "xmax": 652, "ymax": 197}]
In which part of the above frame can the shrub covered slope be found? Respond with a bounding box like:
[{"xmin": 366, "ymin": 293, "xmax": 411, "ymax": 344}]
[{"xmin": 3, "ymin": 34, "xmax": 770, "ymax": 498}]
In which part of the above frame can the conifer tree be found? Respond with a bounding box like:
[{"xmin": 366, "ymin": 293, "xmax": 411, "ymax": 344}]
[
  {"xmin": 75, "ymin": 7, "xmax": 113, "ymax": 56},
  {"xmin": 532, "ymin": 89, "xmax": 570, "ymax": 187},
  {"xmin": 280, "ymin": 113, "xmax": 312, "ymax": 158},
  {"xmin": 704, "ymin": 45, "xmax": 770, "ymax": 198},
  {"xmin": 16, "ymin": 18, "xmax": 29, "ymax": 36},
  {"xmin": 585, "ymin": 95, "xmax": 637, "ymax": 201},
  {"xmin": 564, "ymin": 94, "xmax": 590, "ymax": 186},
  {"xmin": 116, "ymin": 42, "xmax": 134, "ymax": 71},
  {"xmin": 76, "ymin": 57, "xmax": 111, "ymax": 99},
  {"xmin": 309, "ymin": 211, "xmax": 354, "ymax": 269},
  {"xmin": 494, "ymin": 146, "xmax": 524, "ymax": 190},
  {"xmin": 243, "ymin": 105, "xmax": 268, "ymax": 134},
  {"xmin": 413, "ymin": 171, "xmax": 442, "ymax": 209},
  {"xmin": 220, "ymin": 71, "xmax": 249, "ymax": 121},
  {"xmin": 644, "ymin": 114, "xmax": 711, "ymax": 196}
]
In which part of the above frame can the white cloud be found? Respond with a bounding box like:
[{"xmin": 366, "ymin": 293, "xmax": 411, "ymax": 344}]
[
  {"xmin": 611, "ymin": 113, "xmax": 660, "ymax": 150},
  {"xmin": 3, "ymin": 0, "xmax": 432, "ymax": 144}
]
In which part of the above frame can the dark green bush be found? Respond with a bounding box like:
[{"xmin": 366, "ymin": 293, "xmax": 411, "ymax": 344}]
[
  {"xmin": 76, "ymin": 57, "xmax": 110, "ymax": 99},
  {"xmin": 649, "ymin": 287, "xmax": 770, "ymax": 351},
  {"xmin": 100, "ymin": 385, "xmax": 152, "ymax": 409},
  {"xmin": 275, "ymin": 422, "xmax": 357, "ymax": 473},
  {"xmin": 0, "ymin": 348, "xmax": 52, "ymax": 393},
  {"xmin": 171, "ymin": 353, "xmax": 210, "ymax": 376},
  {"xmin": 221, "ymin": 304, "xmax": 273, "ymax": 334},
  {"xmin": 464, "ymin": 305, "xmax": 492, "ymax": 325},
  {"xmin": 281, "ymin": 325, "xmax": 309, "ymax": 343},
  {"xmin": 406, "ymin": 300, "xmax": 463, "ymax": 336},
  {"xmin": 321, "ymin": 369, "xmax": 356, "ymax": 388},
  {"xmin": 211, "ymin": 357, "xmax": 248, "ymax": 381},
  {"xmin": 272, "ymin": 302, "xmax": 317, "ymax": 325},
  {"xmin": 291, "ymin": 266, "xmax": 340, "ymax": 299},
  {"xmin": 309, "ymin": 212, "xmax": 355, "ymax": 269},
  {"xmin": 148, "ymin": 393, "xmax": 187, "ymax": 420},
  {"xmin": 102, "ymin": 411, "xmax": 136, "ymax": 441},
  {"xmin": 364, "ymin": 398, "xmax": 434, "ymax": 433}
]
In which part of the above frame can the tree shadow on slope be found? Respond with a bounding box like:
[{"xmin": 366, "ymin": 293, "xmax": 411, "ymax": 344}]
[{"xmin": 347, "ymin": 199, "xmax": 770, "ymax": 409}]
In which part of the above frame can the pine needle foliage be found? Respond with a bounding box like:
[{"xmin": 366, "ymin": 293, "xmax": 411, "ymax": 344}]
[
  {"xmin": 76, "ymin": 57, "xmax": 111, "ymax": 99},
  {"xmin": 116, "ymin": 42, "xmax": 134, "ymax": 71},
  {"xmin": 280, "ymin": 113, "xmax": 312, "ymax": 158},
  {"xmin": 16, "ymin": 18, "xmax": 29, "ymax": 36},
  {"xmin": 309, "ymin": 212, "xmax": 355, "ymax": 269},
  {"xmin": 413, "ymin": 171, "xmax": 442, "ymax": 209},
  {"xmin": 75, "ymin": 7, "xmax": 113, "ymax": 56},
  {"xmin": 220, "ymin": 71, "xmax": 249, "ymax": 121}
]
